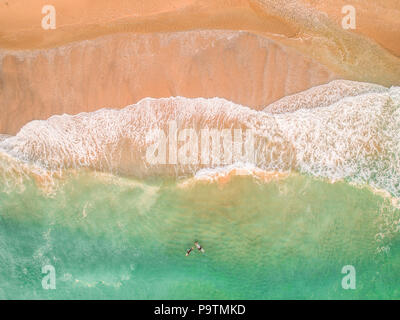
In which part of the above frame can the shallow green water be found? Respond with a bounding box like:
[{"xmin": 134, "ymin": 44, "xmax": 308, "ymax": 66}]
[{"xmin": 0, "ymin": 172, "xmax": 399, "ymax": 299}]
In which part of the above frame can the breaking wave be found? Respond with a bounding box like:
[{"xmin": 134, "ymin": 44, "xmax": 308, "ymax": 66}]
[{"xmin": 0, "ymin": 80, "xmax": 400, "ymax": 196}]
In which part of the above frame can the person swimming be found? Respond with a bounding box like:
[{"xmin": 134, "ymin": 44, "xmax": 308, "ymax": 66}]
[
  {"xmin": 194, "ymin": 241, "xmax": 205, "ymax": 253},
  {"xmin": 186, "ymin": 247, "xmax": 194, "ymax": 256}
]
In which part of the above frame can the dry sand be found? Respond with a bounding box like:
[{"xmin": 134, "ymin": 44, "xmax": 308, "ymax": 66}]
[{"xmin": 0, "ymin": 0, "xmax": 399, "ymax": 134}]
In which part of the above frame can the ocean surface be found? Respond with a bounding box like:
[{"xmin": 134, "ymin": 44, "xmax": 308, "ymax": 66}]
[{"xmin": 0, "ymin": 80, "xmax": 400, "ymax": 299}]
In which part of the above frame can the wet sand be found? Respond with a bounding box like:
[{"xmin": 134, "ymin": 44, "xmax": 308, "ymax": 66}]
[{"xmin": 0, "ymin": 0, "xmax": 399, "ymax": 134}]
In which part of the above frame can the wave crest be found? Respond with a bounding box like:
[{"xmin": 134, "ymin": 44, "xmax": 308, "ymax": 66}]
[{"xmin": 1, "ymin": 80, "xmax": 400, "ymax": 196}]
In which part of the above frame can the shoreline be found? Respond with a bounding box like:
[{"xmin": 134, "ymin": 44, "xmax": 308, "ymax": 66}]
[
  {"xmin": 0, "ymin": 30, "xmax": 336, "ymax": 135},
  {"xmin": 1, "ymin": 1, "xmax": 399, "ymax": 133}
]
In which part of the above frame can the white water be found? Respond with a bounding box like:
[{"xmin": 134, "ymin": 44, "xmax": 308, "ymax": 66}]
[{"xmin": 0, "ymin": 80, "xmax": 399, "ymax": 196}]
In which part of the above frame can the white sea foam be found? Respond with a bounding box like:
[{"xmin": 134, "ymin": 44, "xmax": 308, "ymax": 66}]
[
  {"xmin": 0, "ymin": 80, "xmax": 399, "ymax": 196},
  {"xmin": 263, "ymin": 80, "xmax": 387, "ymax": 114}
]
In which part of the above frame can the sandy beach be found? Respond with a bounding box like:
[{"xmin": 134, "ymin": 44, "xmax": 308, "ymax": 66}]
[
  {"xmin": 1, "ymin": 1, "xmax": 400, "ymax": 301},
  {"xmin": 0, "ymin": 0, "xmax": 399, "ymax": 134}
]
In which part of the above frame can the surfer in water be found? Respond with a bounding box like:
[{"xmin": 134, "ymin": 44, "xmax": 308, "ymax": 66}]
[
  {"xmin": 194, "ymin": 241, "xmax": 205, "ymax": 253},
  {"xmin": 186, "ymin": 247, "xmax": 194, "ymax": 256}
]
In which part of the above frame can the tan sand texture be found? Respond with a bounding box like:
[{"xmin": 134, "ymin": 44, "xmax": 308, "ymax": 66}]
[
  {"xmin": 0, "ymin": 0, "xmax": 399, "ymax": 134},
  {"xmin": 0, "ymin": 31, "xmax": 336, "ymax": 134}
]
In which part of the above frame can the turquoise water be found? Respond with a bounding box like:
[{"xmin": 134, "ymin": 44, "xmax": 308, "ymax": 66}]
[{"xmin": 0, "ymin": 172, "xmax": 399, "ymax": 299}]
